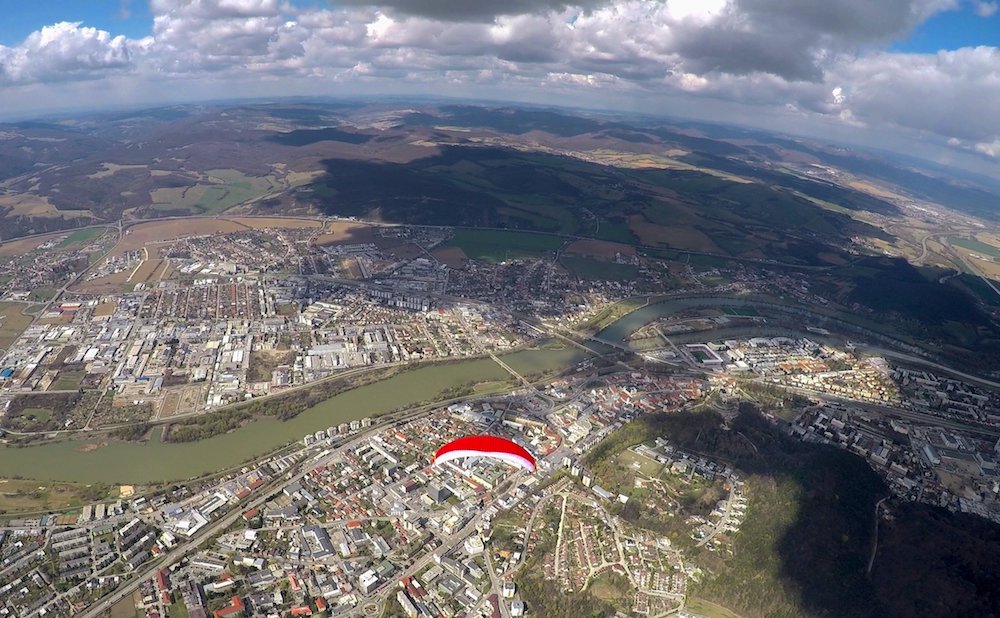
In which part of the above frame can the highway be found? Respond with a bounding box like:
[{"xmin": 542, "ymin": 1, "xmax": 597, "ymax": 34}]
[
  {"xmin": 940, "ymin": 235, "xmax": 1000, "ymax": 301},
  {"xmin": 859, "ymin": 345, "xmax": 1000, "ymax": 391}
]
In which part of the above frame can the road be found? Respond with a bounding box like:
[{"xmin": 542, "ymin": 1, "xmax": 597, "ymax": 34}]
[
  {"xmin": 697, "ymin": 481, "xmax": 735, "ymax": 548},
  {"xmin": 653, "ymin": 325, "xmax": 690, "ymax": 367},
  {"xmin": 867, "ymin": 496, "xmax": 889, "ymax": 577},
  {"xmin": 917, "ymin": 232, "xmax": 933, "ymax": 263},
  {"xmin": 859, "ymin": 344, "xmax": 1000, "ymax": 391},
  {"xmin": 76, "ymin": 405, "xmax": 437, "ymax": 618},
  {"xmin": 375, "ymin": 475, "xmax": 527, "ymax": 614},
  {"xmin": 488, "ymin": 351, "xmax": 547, "ymax": 401},
  {"xmin": 485, "ymin": 551, "xmax": 512, "ymax": 618},
  {"xmin": 769, "ymin": 381, "xmax": 1000, "ymax": 438},
  {"xmin": 941, "ymin": 236, "xmax": 1000, "ymax": 301},
  {"xmin": 78, "ymin": 479, "xmax": 278, "ymax": 618},
  {"xmin": 553, "ymin": 494, "xmax": 569, "ymax": 577}
]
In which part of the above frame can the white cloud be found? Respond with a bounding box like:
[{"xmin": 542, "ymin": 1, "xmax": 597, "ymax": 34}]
[
  {"xmin": 0, "ymin": 0, "xmax": 998, "ymax": 172},
  {"xmin": 0, "ymin": 22, "xmax": 134, "ymax": 85},
  {"xmin": 827, "ymin": 47, "xmax": 1000, "ymax": 142},
  {"xmin": 974, "ymin": 1, "xmax": 998, "ymax": 17},
  {"xmin": 975, "ymin": 140, "xmax": 1000, "ymax": 157}
]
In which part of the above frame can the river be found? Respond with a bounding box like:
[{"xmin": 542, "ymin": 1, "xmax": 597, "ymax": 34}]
[
  {"xmin": 0, "ymin": 346, "xmax": 589, "ymax": 483},
  {"xmin": 0, "ymin": 296, "xmax": 865, "ymax": 483}
]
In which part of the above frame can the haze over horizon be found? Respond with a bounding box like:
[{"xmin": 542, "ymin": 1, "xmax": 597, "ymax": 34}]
[{"xmin": 1, "ymin": 0, "xmax": 999, "ymax": 176}]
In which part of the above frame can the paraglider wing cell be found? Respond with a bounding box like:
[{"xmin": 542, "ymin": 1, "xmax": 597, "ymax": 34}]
[{"xmin": 433, "ymin": 435, "xmax": 536, "ymax": 472}]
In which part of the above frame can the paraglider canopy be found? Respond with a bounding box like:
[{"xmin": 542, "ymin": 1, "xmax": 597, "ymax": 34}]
[{"xmin": 433, "ymin": 435, "xmax": 536, "ymax": 472}]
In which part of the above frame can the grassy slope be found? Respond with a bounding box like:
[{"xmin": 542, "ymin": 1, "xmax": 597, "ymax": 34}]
[{"xmin": 586, "ymin": 409, "xmax": 888, "ymax": 618}]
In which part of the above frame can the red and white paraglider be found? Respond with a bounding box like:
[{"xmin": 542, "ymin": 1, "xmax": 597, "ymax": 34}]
[{"xmin": 433, "ymin": 435, "xmax": 536, "ymax": 472}]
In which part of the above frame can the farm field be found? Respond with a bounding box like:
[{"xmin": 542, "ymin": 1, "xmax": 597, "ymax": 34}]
[
  {"xmin": 949, "ymin": 240, "xmax": 1000, "ymax": 281},
  {"xmin": 76, "ymin": 269, "xmax": 132, "ymax": 292},
  {"xmin": 312, "ymin": 220, "xmax": 380, "ymax": 246},
  {"xmin": 113, "ymin": 219, "xmax": 246, "ymax": 256},
  {"xmin": 430, "ymin": 245, "xmax": 468, "ymax": 268},
  {"xmin": 49, "ymin": 370, "xmax": 86, "ymax": 391},
  {"xmin": 0, "ymin": 302, "xmax": 33, "ymax": 350},
  {"xmin": 0, "ymin": 231, "xmax": 70, "ymax": 255},
  {"xmin": 56, "ymin": 227, "xmax": 107, "ymax": 249},
  {"xmin": 565, "ymin": 238, "xmax": 637, "ymax": 259},
  {"xmin": 446, "ymin": 229, "xmax": 564, "ymax": 261},
  {"xmin": 950, "ymin": 236, "xmax": 1000, "ymax": 260},
  {"xmin": 109, "ymin": 593, "xmax": 141, "ymax": 618},
  {"xmin": 227, "ymin": 216, "xmax": 323, "ymax": 230},
  {"xmin": 150, "ymin": 169, "xmax": 278, "ymax": 214},
  {"xmin": 628, "ymin": 215, "xmax": 723, "ymax": 252},
  {"xmin": 28, "ymin": 287, "xmax": 58, "ymax": 302},
  {"xmin": 560, "ymin": 255, "xmax": 639, "ymax": 281},
  {"xmin": 0, "ymin": 194, "xmax": 93, "ymax": 221},
  {"xmin": 128, "ymin": 258, "xmax": 172, "ymax": 287}
]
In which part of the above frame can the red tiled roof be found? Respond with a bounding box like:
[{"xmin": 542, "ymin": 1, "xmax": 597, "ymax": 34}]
[{"xmin": 212, "ymin": 595, "xmax": 244, "ymax": 618}]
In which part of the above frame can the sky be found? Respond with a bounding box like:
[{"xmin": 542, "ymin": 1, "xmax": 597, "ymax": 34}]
[{"xmin": 0, "ymin": 0, "xmax": 999, "ymax": 175}]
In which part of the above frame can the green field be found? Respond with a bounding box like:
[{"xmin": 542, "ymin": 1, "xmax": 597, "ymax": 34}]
[
  {"xmin": 166, "ymin": 602, "xmax": 190, "ymax": 618},
  {"xmin": 0, "ymin": 302, "xmax": 33, "ymax": 349},
  {"xmin": 561, "ymin": 256, "xmax": 639, "ymax": 281},
  {"xmin": 28, "ymin": 288, "xmax": 57, "ymax": 302},
  {"xmin": 19, "ymin": 407, "xmax": 53, "ymax": 423},
  {"xmin": 594, "ymin": 221, "xmax": 636, "ymax": 244},
  {"xmin": 685, "ymin": 598, "xmax": 744, "ymax": 618},
  {"xmin": 447, "ymin": 229, "xmax": 564, "ymax": 261},
  {"xmin": 618, "ymin": 448, "xmax": 663, "ymax": 477},
  {"xmin": 0, "ymin": 478, "xmax": 111, "ymax": 515},
  {"xmin": 950, "ymin": 236, "xmax": 1000, "ymax": 260},
  {"xmin": 587, "ymin": 570, "xmax": 633, "ymax": 611},
  {"xmin": 151, "ymin": 169, "xmax": 277, "ymax": 214},
  {"xmin": 50, "ymin": 371, "xmax": 85, "ymax": 391},
  {"xmin": 56, "ymin": 227, "xmax": 106, "ymax": 249}
]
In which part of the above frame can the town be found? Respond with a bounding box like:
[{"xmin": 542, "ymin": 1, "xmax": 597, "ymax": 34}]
[{"xmin": 1, "ymin": 217, "xmax": 999, "ymax": 617}]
